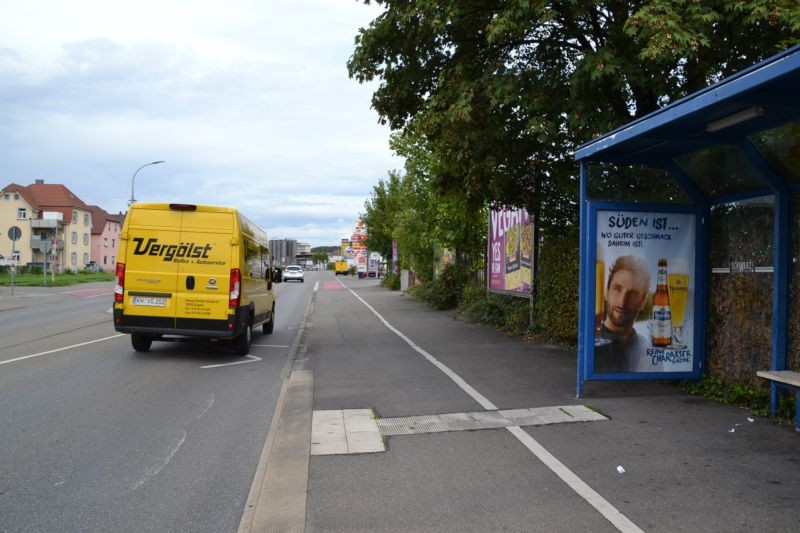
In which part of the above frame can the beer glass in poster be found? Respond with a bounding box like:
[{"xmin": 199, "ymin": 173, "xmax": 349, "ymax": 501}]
[{"xmin": 667, "ymin": 258, "xmax": 689, "ymax": 349}]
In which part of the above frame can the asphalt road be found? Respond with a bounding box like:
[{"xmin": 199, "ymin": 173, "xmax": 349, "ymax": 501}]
[{"xmin": 0, "ymin": 274, "xmax": 319, "ymax": 533}]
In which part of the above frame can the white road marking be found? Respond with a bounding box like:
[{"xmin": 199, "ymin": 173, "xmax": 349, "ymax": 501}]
[
  {"xmin": 250, "ymin": 344, "xmax": 290, "ymax": 348},
  {"xmin": 0, "ymin": 334, "xmax": 124, "ymax": 366},
  {"xmin": 337, "ymin": 279, "xmax": 643, "ymax": 533},
  {"xmin": 201, "ymin": 354, "xmax": 261, "ymax": 369},
  {"xmin": 127, "ymin": 430, "xmax": 187, "ymax": 493},
  {"xmin": 314, "ymin": 281, "xmax": 319, "ymax": 293},
  {"xmin": 195, "ymin": 394, "xmax": 216, "ymax": 419}
]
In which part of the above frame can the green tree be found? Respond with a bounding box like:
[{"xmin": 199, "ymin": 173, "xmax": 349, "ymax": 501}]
[
  {"xmin": 363, "ymin": 130, "xmax": 488, "ymax": 281},
  {"xmin": 349, "ymin": 1, "xmax": 800, "ymax": 220},
  {"xmin": 312, "ymin": 251, "xmax": 329, "ymax": 265}
]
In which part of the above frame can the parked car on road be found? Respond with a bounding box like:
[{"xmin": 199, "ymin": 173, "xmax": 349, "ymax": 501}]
[{"xmin": 283, "ymin": 264, "xmax": 304, "ymax": 282}]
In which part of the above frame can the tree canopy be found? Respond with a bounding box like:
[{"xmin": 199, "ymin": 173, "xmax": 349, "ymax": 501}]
[{"xmin": 350, "ymin": 1, "xmax": 800, "ymax": 222}]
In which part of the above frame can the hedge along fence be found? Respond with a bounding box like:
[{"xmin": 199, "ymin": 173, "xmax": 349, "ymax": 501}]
[{"xmin": 532, "ymin": 230, "xmax": 580, "ymax": 344}]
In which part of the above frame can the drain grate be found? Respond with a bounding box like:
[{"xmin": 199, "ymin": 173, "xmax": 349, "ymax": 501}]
[{"xmin": 376, "ymin": 405, "xmax": 606, "ymax": 436}]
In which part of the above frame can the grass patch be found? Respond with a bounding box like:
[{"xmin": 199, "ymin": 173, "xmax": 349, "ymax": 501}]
[{"xmin": 0, "ymin": 270, "xmax": 114, "ymax": 287}]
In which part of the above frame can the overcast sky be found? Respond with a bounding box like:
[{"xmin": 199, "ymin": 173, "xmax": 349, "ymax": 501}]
[{"xmin": 0, "ymin": 0, "xmax": 397, "ymax": 247}]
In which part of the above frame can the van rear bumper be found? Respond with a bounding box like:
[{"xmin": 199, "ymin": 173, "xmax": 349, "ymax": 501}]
[{"xmin": 114, "ymin": 309, "xmax": 245, "ymax": 338}]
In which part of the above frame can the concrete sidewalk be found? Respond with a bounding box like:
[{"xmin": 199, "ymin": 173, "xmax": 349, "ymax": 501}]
[{"xmin": 297, "ymin": 277, "xmax": 798, "ymax": 532}]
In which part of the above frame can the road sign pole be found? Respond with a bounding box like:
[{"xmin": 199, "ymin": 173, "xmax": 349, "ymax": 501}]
[
  {"xmin": 10, "ymin": 240, "xmax": 15, "ymax": 296},
  {"xmin": 8, "ymin": 225, "xmax": 23, "ymax": 296}
]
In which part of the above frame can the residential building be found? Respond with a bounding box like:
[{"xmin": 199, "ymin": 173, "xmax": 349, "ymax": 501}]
[
  {"xmin": 88, "ymin": 205, "xmax": 124, "ymax": 271},
  {"xmin": 0, "ymin": 180, "xmax": 93, "ymax": 272}
]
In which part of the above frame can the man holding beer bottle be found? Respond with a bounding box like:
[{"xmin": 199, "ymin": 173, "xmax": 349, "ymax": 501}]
[{"xmin": 595, "ymin": 255, "xmax": 662, "ymax": 372}]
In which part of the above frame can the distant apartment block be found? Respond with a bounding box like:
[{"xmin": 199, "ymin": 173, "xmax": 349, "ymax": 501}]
[{"xmin": 269, "ymin": 238, "xmax": 297, "ymax": 266}]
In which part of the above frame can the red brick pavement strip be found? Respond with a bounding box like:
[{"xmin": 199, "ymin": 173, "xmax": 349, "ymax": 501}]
[{"xmin": 61, "ymin": 288, "xmax": 113, "ymax": 299}]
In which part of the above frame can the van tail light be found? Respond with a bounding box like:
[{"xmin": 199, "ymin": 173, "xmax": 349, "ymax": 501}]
[
  {"xmin": 229, "ymin": 268, "xmax": 241, "ymax": 308},
  {"xmin": 114, "ymin": 263, "xmax": 125, "ymax": 302}
]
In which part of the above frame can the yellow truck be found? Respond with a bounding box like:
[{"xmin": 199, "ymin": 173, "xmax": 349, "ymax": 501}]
[
  {"xmin": 113, "ymin": 202, "xmax": 282, "ymax": 355},
  {"xmin": 335, "ymin": 260, "xmax": 349, "ymax": 275}
]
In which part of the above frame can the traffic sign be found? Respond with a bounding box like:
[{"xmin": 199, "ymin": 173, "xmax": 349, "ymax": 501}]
[{"xmin": 8, "ymin": 226, "xmax": 22, "ymax": 241}]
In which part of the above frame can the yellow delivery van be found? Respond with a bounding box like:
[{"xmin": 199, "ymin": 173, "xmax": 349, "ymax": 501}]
[
  {"xmin": 335, "ymin": 260, "xmax": 349, "ymax": 275},
  {"xmin": 113, "ymin": 203, "xmax": 282, "ymax": 355}
]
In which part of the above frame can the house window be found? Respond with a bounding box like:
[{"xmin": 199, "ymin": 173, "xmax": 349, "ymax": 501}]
[
  {"xmin": 3, "ymin": 193, "xmax": 8, "ymax": 200},
  {"xmin": 14, "ymin": 193, "xmax": 19, "ymax": 200},
  {"xmin": 103, "ymin": 256, "xmax": 108, "ymax": 265},
  {"xmin": 17, "ymin": 208, "xmax": 26, "ymax": 219},
  {"xmin": 71, "ymin": 252, "xmax": 77, "ymax": 265},
  {"xmin": 84, "ymin": 213, "xmax": 89, "ymax": 225},
  {"xmin": 103, "ymin": 238, "xmax": 108, "ymax": 247},
  {"xmin": 83, "ymin": 233, "xmax": 89, "ymax": 245},
  {"xmin": 83, "ymin": 253, "xmax": 89, "ymax": 264},
  {"xmin": 72, "ymin": 211, "xmax": 77, "ymax": 224},
  {"xmin": 112, "ymin": 239, "xmax": 116, "ymax": 248},
  {"xmin": 71, "ymin": 231, "xmax": 77, "ymax": 244}
]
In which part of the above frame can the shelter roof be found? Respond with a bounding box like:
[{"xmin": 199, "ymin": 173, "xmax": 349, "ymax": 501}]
[{"xmin": 575, "ymin": 45, "xmax": 800, "ymax": 166}]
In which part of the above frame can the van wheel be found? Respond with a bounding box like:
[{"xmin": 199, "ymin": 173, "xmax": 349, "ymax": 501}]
[
  {"xmin": 131, "ymin": 334, "xmax": 152, "ymax": 352},
  {"xmin": 234, "ymin": 323, "xmax": 252, "ymax": 356},
  {"xmin": 263, "ymin": 305, "xmax": 275, "ymax": 335}
]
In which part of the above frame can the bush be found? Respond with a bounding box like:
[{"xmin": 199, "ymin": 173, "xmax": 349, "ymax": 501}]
[
  {"xmin": 456, "ymin": 279, "xmax": 531, "ymax": 335},
  {"xmin": 382, "ymin": 272, "xmax": 401, "ymax": 290},
  {"xmin": 410, "ymin": 263, "xmax": 469, "ymax": 310},
  {"xmin": 681, "ymin": 374, "xmax": 795, "ymax": 420}
]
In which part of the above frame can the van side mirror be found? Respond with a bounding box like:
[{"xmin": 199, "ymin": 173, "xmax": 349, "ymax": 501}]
[{"xmin": 272, "ymin": 267, "xmax": 283, "ymax": 283}]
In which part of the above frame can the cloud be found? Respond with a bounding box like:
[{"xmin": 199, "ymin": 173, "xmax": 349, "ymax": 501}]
[{"xmin": 0, "ymin": 1, "xmax": 397, "ymax": 247}]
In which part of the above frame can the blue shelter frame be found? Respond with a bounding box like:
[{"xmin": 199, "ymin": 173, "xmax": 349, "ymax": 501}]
[{"xmin": 575, "ymin": 45, "xmax": 800, "ymax": 420}]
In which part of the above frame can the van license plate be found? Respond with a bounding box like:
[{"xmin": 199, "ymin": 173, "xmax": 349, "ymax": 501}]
[{"xmin": 132, "ymin": 296, "xmax": 167, "ymax": 307}]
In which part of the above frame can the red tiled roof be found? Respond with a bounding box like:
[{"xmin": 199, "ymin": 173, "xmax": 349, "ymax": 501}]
[
  {"xmin": 87, "ymin": 204, "xmax": 122, "ymax": 235},
  {"xmin": 2, "ymin": 182, "xmax": 91, "ymax": 223},
  {"xmin": 1, "ymin": 183, "xmax": 40, "ymax": 210},
  {"xmin": 27, "ymin": 183, "xmax": 90, "ymax": 210}
]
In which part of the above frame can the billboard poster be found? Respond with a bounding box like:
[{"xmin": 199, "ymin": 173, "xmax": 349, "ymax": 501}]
[
  {"xmin": 488, "ymin": 207, "xmax": 533, "ymax": 296},
  {"xmin": 593, "ymin": 209, "xmax": 696, "ymax": 374}
]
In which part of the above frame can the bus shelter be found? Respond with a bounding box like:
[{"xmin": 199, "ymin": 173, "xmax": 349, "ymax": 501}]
[{"xmin": 575, "ymin": 45, "xmax": 800, "ymax": 422}]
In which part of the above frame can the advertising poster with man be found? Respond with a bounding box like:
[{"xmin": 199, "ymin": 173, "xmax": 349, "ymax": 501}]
[
  {"xmin": 593, "ymin": 209, "xmax": 695, "ymax": 374},
  {"xmin": 489, "ymin": 207, "xmax": 533, "ymax": 295}
]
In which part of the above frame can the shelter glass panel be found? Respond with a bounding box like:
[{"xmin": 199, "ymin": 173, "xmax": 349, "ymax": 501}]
[
  {"xmin": 750, "ymin": 121, "xmax": 800, "ymax": 184},
  {"xmin": 586, "ymin": 163, "xmax": 690, "ymax": 204},
  {"xmin": 788, "ymin": 193, "xmax": 800, "ymax": 372},
  {"xmin": 676, "ymin": 146, "xmax": 766, "ymax": 199},
  {"xmin": 707, "ymin": 199, "xmax": 774, "ymax": 384}
]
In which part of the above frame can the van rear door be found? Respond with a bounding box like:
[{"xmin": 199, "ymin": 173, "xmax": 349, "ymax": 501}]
[
  {"xmin": 174, "ymin": 208, "xmax": 234, "ymax": 333},
  {"xmin": 123, "ymin": 206, "xmax": 181, "ymax": 328}
]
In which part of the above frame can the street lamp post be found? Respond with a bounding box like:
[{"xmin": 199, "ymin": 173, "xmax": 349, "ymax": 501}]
[{"xmin": 129, "ymin": 160, "xmax": 165, "ymax": 205}]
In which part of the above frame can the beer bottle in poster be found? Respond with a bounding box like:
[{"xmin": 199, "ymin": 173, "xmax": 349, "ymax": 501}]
[{"xmin": 652, "ymin": 258, "xmax": 672, "ymax": 347}]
